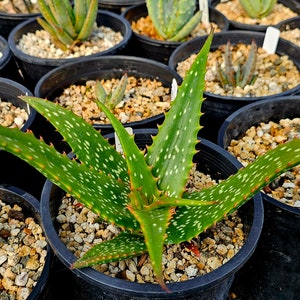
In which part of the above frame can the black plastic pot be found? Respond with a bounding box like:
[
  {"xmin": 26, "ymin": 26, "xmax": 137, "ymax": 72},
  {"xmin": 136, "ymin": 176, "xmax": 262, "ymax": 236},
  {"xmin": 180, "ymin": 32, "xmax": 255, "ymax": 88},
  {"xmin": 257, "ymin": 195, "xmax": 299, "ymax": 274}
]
[
  {"xmin": 277, "ymin": 15, "xmax": 300, "ymax": 47},
  {"xmin": 211, "ymin": 0, "xmax": 300, "ymax": 31},
  {"xmin": 0, "ymin": 10, "xmax": 40, "ymax": 39},
  {"xmin": 0, "ymin": 184, "xmax": 51, "ymax": 300},
  {"xmin": 122, "ymin": 3, "xmax": 229, "ymax": 64},
  {"xmin": 33, "ymin": 55, "xmax": 182, "ymax": 153},
  {"xmin": 98, "ymin": 0, "xmax": 145, "ymax": 13},
  {"xmin": 0, "ymin": 78, "xmax": 46, "ymax": 199},
  {"xmin": 217, "ymin": 96, "xmax": 300, "ymax": 299},
  {"xmin": 0, "ymin": 35, "xmax": 11, "ymax": 74},
  {"xmin": 40, "ymin": 128, "xmax": 263, "ymax": 299},
  {"xmin": 0, "ymin": 35, "xmax": 24, "ymax": 83},
  {"xmin": 169, "ymin": 30, "xmax": 300, "ymax": 143},
  {"xmin": 8, "ymin": 10, "xmax": 132, "ymax": 91}
]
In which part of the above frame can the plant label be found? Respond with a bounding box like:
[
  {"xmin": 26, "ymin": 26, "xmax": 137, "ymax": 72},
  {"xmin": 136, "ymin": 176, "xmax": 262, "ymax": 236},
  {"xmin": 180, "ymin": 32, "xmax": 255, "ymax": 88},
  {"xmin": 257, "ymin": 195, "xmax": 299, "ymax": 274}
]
[
  {"xmin": 263, "ymin": 26, "xmax": 280, "ymax": 54},
  {"xmin": 199, "ymin": 0, "xmax": 209, "ymax": 25}
]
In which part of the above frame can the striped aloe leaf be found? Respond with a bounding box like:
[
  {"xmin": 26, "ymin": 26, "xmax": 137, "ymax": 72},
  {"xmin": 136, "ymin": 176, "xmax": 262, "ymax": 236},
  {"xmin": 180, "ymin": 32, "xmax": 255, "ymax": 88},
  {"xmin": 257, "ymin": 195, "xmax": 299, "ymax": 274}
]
[
  {"xmin": 0, "ymin": 30, "xmax": 300, "ymax": 291},
  {"xmin": 37, "ymin": 0, "xmax": 98, "ymax": 50},
  {"xmin": 146, "ymin": 0, "xmax": 202, "ymax": 41}
]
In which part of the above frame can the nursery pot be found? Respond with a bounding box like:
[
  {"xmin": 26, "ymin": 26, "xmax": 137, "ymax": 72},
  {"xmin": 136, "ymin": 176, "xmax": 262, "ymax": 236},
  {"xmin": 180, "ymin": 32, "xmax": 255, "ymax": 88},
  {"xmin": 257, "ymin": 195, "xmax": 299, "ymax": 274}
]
[
  {"xmin": 0, "ymin": 35, "xmax": 23, "ymax": 83},
  {"xmin": 169, "ymin": 30, "xmax": 300, "ymax": 143},
  {"xmin": 122, "ymin": 3, "xmax": 229, "ymax": 64},
  {"xmin": 40, "ymin": 128, "xmax": 263, "ymax": 300},
  {"xmin": 0, "ymin": 10, "xmax": 40, "ymax": 39},
  {"xmin": 211, "ymin": 0, "xmax": 300, "ymax": 31},
  {"xmin": 0, "ymin": 78, "xmax": 45, "ymax": 199},
  {"xmin": 0, "ymin": 184, "xmax": 51, "ymax": 299},
  {"xmin": 0, "ymin": 35, "xmax": 12, "ymax": 75},
  {"xmin": 98, "ymin": 0, "xmax": 145, "ymax": 14},
  {"xmin": 8, "ymin": 10, "xmax": 132, "ymax": 91},
  {"xmin": 277, "ymin": 15, "xmax": 300, "ymax": 48},
  {"xmin": 217, "ymin": 96, "xmax": 300, "ymax": 299},
  {"xmin": 33, "ymin": 55, "xmax": 182, "ymax": 153}
]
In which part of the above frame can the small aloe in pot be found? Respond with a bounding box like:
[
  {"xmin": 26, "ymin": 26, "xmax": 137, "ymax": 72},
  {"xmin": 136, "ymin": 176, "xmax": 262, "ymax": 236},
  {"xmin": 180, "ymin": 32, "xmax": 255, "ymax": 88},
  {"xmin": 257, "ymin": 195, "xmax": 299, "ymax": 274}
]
[
  {"xmin": 216, "ymin": 40, "xmax": 257, "ymax": 89},
  {"xmin": 238, "ymin": 0, "xmax": 277, "ymax": 19},
  {"xmin": 0, "ymin": 31, "xmax": 300, "ymax": 291},
  {"xmin": 145, "ymin": 0, "xmax": 202, "ymax": 41},
  {"xmin": 37, "ymin": 0, "xmax": 98, "ymax": 50}
]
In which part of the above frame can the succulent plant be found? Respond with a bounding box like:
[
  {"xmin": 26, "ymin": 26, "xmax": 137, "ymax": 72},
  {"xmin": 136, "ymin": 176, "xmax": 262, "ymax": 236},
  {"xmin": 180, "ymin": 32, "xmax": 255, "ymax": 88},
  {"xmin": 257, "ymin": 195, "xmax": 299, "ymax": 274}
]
[
  {"xmin": 216, "ymin": 40, "xmax": 257, "ymax": 89},
  {"xmin": 239, "ymin": 0, "xmax": 277, "ymax": 19},
  {"xmin": 95, "ymin": 73, "xmax": 128, "ymax": 110},
  {"xmin": 1, "ymin": 31, "xmax": 300, "ymax": 291},
  {"xmin": 36, "ymin": 0, "xmax": 98, "ymax": 50},
  {"xmin": 145, "ymin": 0, "xmax": 202, "ymax": 42},
  {"xmin": 9, "ymin": 0, "xmax": 36, "ymax": 13}
]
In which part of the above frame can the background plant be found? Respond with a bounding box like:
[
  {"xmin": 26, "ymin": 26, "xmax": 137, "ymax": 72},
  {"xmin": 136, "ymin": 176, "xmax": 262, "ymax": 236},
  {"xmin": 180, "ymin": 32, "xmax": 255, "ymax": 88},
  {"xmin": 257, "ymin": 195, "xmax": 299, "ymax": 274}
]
[
  {"xmin": 239, "ymin": 0, "xmax": 277, "ymax": 18},
  {"xmin": 0, "ymin": 31, "xmax": 300, "ymax": 291},
  {"xmin": 145, "ymin": 0, "xmax": 202, "ymax": 41},
  {"xmin": 8, "ymin": 0, "xmax": 37, "ymax": 13},
  {"xmin": 37, "ymin": 0, "xmax": 98, "ymax": 50},
  {"xmin": 95, "ymin": 73, "xmax": 128, "ymax": 110},
  {"xmin": 216, "ymin": 40, "xmax": 257, "ymax": 89}
]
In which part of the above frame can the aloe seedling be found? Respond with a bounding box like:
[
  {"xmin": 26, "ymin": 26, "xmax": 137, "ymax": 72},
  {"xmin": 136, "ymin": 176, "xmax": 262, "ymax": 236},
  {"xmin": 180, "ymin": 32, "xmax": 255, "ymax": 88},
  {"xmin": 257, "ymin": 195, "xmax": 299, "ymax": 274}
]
[
  {"xmin": 216, "ymin": 40, "xmax": 257, "ymax": 89},
  {"xmin": 239, "ymin": 0, "xmax": 277, "ymax": 19},
  {"xmin": 1, "ymin": 31, "xmax": 300, "ymax": 291},
  {"xmin": 145, "ymin": 0, "xmax": 202, "ymax": 41},
  {"xmin": 37, "ymin": 0, "xmax": 98, "ymax": 50},
  {"xmin": 9, "ymin": 0, "xmax": 36, "ymax": 13},
  {"xmin": 95, "ymin": 74, "xmax": 128, "ymax": 110}
]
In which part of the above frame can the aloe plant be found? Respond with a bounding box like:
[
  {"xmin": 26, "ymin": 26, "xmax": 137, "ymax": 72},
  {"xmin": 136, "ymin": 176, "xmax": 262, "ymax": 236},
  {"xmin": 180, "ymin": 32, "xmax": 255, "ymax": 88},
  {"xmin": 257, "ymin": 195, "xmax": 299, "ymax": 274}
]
[
  {"xmin": 239, "ymin": 0, "xmax": 277, "ymax": 18},
  {"xmin": 9, "ymin": 0, "xmax": 37, "ymax": 13},
  {"xmin": 145, "ymin": 0, "xmax": 202, "ymax": 41},
  {"xmin": 36, "ymin": 0, "xmax": 98, "ymax": 50},
  {"xmin": 216, "ymin": 40, "xmax": 257, "ymax": 89},
  {"xmin": 1, "ymin": 31, "xmax": 300, "ymax": 291},
  {"xmin": 95, "ymin": 73, "xmax": 128, "ymax": 110}
]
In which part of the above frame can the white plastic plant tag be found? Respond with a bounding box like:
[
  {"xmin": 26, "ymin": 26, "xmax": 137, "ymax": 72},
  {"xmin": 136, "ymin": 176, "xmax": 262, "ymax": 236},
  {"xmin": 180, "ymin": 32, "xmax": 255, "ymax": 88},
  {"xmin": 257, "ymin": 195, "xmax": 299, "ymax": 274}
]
[
  {"xmin": 171, "ymin": 78, "xmax": 178, "ymax": 101},
  {"xmin": 262, "ymin": 26, "xmax": 280, "ymax": 54},
  {"xmin": 115, "ymin": 127, "xmax": 133, "ymax": 154},
  {"xmin": 199, "ymin": 0, "xmax": 209, "ymax": 25}
]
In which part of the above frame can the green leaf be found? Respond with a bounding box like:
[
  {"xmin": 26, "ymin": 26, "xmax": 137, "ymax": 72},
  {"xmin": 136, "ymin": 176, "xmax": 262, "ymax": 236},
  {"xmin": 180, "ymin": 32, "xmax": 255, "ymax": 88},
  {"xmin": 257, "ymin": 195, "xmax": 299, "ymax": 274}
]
[
  {"xmin": 74, "ymin": 0, "xmax": 88, "ymax": 33},
  {"xmin": 76, "ymin": 0, "xmax": 98, "ymax": 41},
  {"xmin": 166, "ymin": 138, "xmax": 300, "ymax": 244},
  {"xmin": 127, "ymin": 204, "xmax": 174, "ymax": 290},
  {"xmin": 146, "ymin": 30, "xmax": 213, "ymax": 198},
  {"xmin": 72, "ymin": 232, "xmax": 147, "ymax": 268},
  {"xmin": 96, "ymin": 100, "xmax": 160, "ymax": 207},
  {"xmin": 146, "ymin": 0, "xmax": 201, "ymax": 41},
  {"xmin": 168, "ymin": 10, "xmax": 202, "ymax": 42},
  {"xmin": 0, "ymin": 125, "xmax": 139, "ymax": 230},
  {"xmin": 20, "ymin": 96, "xmax": 129, "ymax": 183}
]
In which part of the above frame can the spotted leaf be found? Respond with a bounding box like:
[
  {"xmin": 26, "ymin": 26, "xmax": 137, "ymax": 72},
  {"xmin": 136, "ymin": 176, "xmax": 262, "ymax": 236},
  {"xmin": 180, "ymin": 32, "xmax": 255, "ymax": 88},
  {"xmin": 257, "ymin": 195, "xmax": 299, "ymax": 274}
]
[
  {"xmin": 0, "ymin": 126, "xmax": 139, "ymax": 230},
  {"xmin": 166, "ymin": 138, "xmax": 300, "ymax": 244},
  {"xmin": 96, "ymin": 100, "xmax": 160, "ymax": 206},
  {"xmin": 146, "ymin": 30, "xmax": 213, "ymax": 198},
  {"xmin": 72, "ymin": 232, "xmax": 146, "ymax": 268},
  {"xmin": 19, "ymin": 96, "xmax": 129, "ymax": 182}
]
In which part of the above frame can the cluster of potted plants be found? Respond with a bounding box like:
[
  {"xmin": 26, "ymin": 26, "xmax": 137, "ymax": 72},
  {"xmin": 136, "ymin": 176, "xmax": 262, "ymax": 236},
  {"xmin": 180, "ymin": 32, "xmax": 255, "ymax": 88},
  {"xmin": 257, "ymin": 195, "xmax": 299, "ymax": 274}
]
[{"xmin": 0, "ymin": 0, "xmax": 299, "ymax": 299}]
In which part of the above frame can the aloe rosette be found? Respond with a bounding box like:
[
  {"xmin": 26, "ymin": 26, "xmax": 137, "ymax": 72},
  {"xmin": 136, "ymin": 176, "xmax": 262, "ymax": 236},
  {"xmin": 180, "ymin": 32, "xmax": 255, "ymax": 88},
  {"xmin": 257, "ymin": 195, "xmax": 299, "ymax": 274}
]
[
  {"xmin": 37, "ymin": 0, "xmax": 98, "ymax": 50},
  {"xmin": 239, "ymin": 0, "xmax": 277, "ymax": 19},
  {"xmin": 0, "ymin": 31, "xmax": 300, "ymax": 290},
  {"xmin": 216, "ymin": 40, "xmax": 257, "ymax": 88},
  {"xmin": 145, "ymin": 0, "xmax": 202, "ymax": 41}
]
